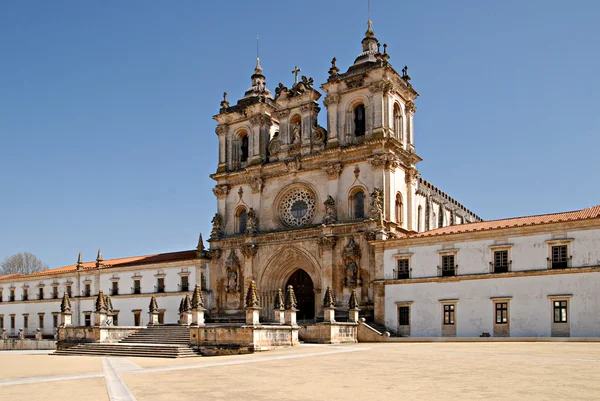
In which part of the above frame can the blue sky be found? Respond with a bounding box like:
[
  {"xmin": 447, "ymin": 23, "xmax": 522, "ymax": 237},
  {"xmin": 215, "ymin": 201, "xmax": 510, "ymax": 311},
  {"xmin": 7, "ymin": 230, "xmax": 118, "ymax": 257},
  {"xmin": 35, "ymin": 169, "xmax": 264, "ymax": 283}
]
[{"xmin": 1, "ymin": 1, "xmax": 599, "ymax": 269}]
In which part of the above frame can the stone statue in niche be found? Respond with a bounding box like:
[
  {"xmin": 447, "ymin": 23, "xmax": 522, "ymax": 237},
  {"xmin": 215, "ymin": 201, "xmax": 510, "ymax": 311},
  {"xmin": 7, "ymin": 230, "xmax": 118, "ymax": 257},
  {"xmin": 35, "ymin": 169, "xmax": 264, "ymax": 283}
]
[
  {"xmin": 323, "ymin": 196, "xmax": 337, "ymax": 225},
  {"xmin": 210, "ymin": 213, "xmax": 223, "ymax": 240},
  {"xmin": 246, "ymin": 208, "xmax": 259, "ymax": 235},
  {"xmin": 225, "ymin": 251, "xmax": 241, "ymax": 293},
  {"xmin": 370, "ymin": 187, "xmax": 384, "ymax": 225},
  {"xmin": 342, "ymin": 237, "xmax": 362, "ymax": 287},
  {"xmin": 291, "ymin": 123, "xmax": 301, "ymax": 144}
]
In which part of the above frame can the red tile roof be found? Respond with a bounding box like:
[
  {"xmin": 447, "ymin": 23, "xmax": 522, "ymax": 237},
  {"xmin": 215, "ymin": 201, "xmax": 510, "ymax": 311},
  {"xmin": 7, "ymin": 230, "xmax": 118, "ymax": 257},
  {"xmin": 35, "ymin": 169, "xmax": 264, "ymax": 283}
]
[
  {"xmin": 409, "ymin": 205, "xmax": 600, "ymax": 238},
  {"xmin": 0, "ymin": 250, "xmax": 199, "ymax": 282}
]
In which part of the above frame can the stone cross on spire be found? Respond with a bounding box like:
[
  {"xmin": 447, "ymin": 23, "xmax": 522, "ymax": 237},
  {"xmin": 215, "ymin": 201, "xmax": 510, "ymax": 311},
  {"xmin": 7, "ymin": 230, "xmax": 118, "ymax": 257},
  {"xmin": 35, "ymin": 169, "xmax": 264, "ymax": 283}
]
[{"xmin": 292, "ymin": 66, "xmax": 301, "ymax": 84}]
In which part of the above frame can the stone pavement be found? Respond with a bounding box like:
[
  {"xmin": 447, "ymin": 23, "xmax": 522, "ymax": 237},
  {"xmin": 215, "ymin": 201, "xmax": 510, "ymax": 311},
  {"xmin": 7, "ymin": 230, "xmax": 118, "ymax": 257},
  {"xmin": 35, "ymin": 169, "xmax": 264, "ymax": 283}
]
[{"xmin": 1, "ymin": 343, "xmax": 600, "ymax": 400}]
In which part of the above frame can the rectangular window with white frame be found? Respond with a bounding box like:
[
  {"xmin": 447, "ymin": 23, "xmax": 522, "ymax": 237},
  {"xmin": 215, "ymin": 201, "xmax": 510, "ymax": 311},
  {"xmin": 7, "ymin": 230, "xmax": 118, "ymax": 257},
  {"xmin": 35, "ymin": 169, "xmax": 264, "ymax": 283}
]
[
  {"xmin": 491, "ymin": 297, "xmax": 511, "ymax": 337},
  {"xmin": 440, "ymin": 254, "xmax": 457, "ymax": 277},
  {"xmin": 545, "ymin": 238, "xmax": 573, "ymax": 269},
  {"xmin": 392, "ymin": 253, "xmax": 413, "ymax": 280},
  {"xmin": 440, "ymin": 300, "xmax": 458, "ymax": 337},
  {"xmin": 395, "ymin": 301, "xmax": 413, "ymax": 337},
  {"xmin": 548, "ymin": 295, "xmax": 571, "ymax": 337}
]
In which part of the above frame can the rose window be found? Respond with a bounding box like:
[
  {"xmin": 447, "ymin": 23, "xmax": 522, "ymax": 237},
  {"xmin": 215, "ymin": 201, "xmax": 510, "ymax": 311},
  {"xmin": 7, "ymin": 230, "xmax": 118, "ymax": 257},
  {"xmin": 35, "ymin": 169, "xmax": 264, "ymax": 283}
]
[{"xmin": 279, "ymin": 188, "xmax": 316, "ymax": 227}]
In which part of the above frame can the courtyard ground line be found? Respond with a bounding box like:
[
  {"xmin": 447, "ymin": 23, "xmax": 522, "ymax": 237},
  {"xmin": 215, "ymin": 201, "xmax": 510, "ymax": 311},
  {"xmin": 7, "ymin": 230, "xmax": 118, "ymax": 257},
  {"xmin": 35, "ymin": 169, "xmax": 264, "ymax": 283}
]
[
  {"xmin": 102, "ymin": 358, "xmax": 139, "ymax": 401},
  {"xmin": 390, "ymin": 348, "xmax": 600, "ymax": 363},
  {"xmin": 0, "ymin": 345, "xmax": 368, "ymax": 387}
]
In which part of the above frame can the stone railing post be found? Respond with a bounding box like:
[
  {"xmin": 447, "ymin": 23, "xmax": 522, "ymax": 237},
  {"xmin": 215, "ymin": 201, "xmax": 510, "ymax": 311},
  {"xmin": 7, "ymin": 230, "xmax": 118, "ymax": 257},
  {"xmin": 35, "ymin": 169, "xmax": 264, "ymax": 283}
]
[
  {"xmin": 245, "ymin": 281, "xmax": 261, "ymax": 326},
  {"xmin": 322, "ymin": 286, "xmax": 336, "ymax": 323},
  {"xmin": 35, "ymin": 328, "xmax": 43, "ymax": 341},
  {"xmin": 284, "ymin": 285, "xmax": 298, "ymax": 326}
]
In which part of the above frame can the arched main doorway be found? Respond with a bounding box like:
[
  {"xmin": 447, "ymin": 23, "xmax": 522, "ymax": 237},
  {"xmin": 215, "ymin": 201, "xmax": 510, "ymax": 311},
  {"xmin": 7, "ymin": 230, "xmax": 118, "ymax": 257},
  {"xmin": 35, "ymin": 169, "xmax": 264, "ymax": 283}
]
[{"xmin": 286, "ymin": 269, "xmax": 315, "ymax": 320}]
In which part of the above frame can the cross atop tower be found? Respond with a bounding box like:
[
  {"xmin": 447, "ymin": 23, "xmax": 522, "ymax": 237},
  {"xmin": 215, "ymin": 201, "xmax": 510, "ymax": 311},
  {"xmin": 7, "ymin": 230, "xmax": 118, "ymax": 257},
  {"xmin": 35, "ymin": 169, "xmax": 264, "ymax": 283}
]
[{"xmin": 292, "ymin": 66, "xmax": 301, "ymax": 84}]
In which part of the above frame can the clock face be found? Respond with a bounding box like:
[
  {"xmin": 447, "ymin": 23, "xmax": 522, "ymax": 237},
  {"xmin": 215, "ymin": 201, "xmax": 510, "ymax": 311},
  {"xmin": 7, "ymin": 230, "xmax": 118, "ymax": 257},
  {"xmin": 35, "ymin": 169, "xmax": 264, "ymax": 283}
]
[{"xmin": 279, "ymin": 187, "xmax": 316, "ymax": 227}]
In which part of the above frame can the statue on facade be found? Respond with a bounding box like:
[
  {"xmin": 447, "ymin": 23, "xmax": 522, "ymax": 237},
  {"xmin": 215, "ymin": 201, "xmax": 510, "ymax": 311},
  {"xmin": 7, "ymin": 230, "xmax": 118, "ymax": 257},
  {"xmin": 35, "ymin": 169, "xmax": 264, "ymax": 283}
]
[
  {"xmin": 370, "ymin": 187, "xmax": 384, "ymax": 225},
  {"xmin": 291, "ymin": 123, "xmax": 301, "ymax": 144},
  {"xmin": 323, "ymin": 195, "xmax": 337, "ymax": 225},
  {"xmin": 210, "ymin": 213, "xmax": 223, "ymax": 240},
  {"xmin": 246, "ymin": 208, "xmax": 259, "ymax": 235},
  {"xmin": 342, "ymin": 237, "xmax": 362, "ymax": 287},
  {"xmin": 225, "ymin": 251, "xmax": 241, "ymax": 293}
]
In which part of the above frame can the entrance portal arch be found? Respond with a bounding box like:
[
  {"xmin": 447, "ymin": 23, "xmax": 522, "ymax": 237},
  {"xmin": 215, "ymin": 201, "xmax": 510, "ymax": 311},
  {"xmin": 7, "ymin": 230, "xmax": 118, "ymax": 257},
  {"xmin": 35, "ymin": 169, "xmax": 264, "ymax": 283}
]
[{"xmin": 257, "ymin": 246, "xmax": 322, "ymax": 320}]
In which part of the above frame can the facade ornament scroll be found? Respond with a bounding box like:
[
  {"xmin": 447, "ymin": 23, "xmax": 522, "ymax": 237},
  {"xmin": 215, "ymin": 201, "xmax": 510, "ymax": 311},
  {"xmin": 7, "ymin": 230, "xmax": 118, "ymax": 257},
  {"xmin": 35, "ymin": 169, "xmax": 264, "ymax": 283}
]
[
  {"xmin": 342, "ymin": 237, "xmax": 362, "ymax": 287},
  {"xmin": 268, "ymin": 133, "xmax": 281, "ymax": 155},
  {"xmin": 241, "ymin": 243, "xmax": 258, "ymax": 258},
  {"xmin": 215, "ymin": 124, "xmax": 228, "ymax": 136},
  {"xmin": 364, "ymin": 230, "xmax": 377, "ymax": 242},
  {"xmin": 405, "ymin": 100, "xmax": 416, "ymax": 114},
  {"xmin": 210, "ymin": 213, "xmax": 223, "ymax": 240},
  {"xmin": 213, "ymin": 184, "xmax": 230, "ymax": 198},
  {"xmin": 322, "ymin": 196, "xmax": 337, "ymax": 224},
  {"xmin": 368, "ymin": 154, "xmax": 386, "ymax": 169},
  {"xmin": 225, "ymin": 251, "xmax": 241, "ymax": 293},
  {"xmin": 311, "ymin": 125, "xmax": 326, "ymax": 144},
  {"xmin": 322, "ymin": 163, "xmax": 343, "ymax": 180},
  {"xmin": 249, "ymin": 176, "xmax": 264, "ymax": 194},
  {"xmin": 323, "ymin": 93, "xmax": 340, "ymax": 107},
  {"xmin": 209, "ymin": 248, "xmax": 222, "ymax": 261},
  {"xmin": 274, "ymin": 109, "xmax": 290, "ymax": 119},
  {"xmin": 317, "ymin": 235, "xmax": 337, "ymax": 250},
  {"xmin": 285, "ymin": 158, "xmax": 301, "ymax": 176},
  {"xmin": 405, "ymin": 168, "xmax": 420, "ymax": 184},
  {"xmin": 246, "ymin": 208, "xmax": 259, "ymax": 235},
  {"xmin": 249, "ymin": 116, "xmax": 262, "ymax": 126},
  {"xmin": 385, "ymin": 156, "xmax": 401, "ymax": 170}
]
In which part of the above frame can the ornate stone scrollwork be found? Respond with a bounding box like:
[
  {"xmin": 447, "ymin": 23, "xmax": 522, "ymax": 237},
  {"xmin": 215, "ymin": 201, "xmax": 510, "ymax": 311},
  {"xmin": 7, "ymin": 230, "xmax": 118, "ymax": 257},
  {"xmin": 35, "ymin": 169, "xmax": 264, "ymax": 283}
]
[
  {"xmin": 249, "ymin": 116, "xmax": 262, "ymax": 126},
  {"xmin": 215, "ymin": 124, "xmax": 228, "ymax": 135},
  {"xmin": 285, "ymin": 158, "xmax": 301, "ymax": 175},
  {"xmin": 246, "ymin": 208, "xmax": 259, "ymax": 235},
  {"xmin": 268, "ymin": 132, "xmax": 281, "ymax": 155},
  {"xmin": 210, "ymin": 213, "xmax": 223, "ymax": 240},
  {"xmin": 323, "ymin": 93, "xmax": 340, "ymax": 107},
  {"xmin": 363, "ymin": 231, "xmax": 377, "ymax": 241},
  {"xmin": 346, "ymin": 76, "xmax": 364, "ymax": 90},
  {"xmin": 369, "ymin": 155, "xmax": 386, "ymax": 169},
  {"xmin": 241, "ymin": 243, "xmax": 258, "ymax": 258},
  {"xmin": 225, "ymin": 251, "xmax": 241, "ymax": 293},
  {"xmin": 405, "ymin": 100, "xmax": 416, "ymax": 114},
  {"xmin": 311, "ymin": 125, "xmax": 326, "ymax": 144},
  {"xmin": 317, "ymin": 235, "xmax": 337, "ymax": 250},
  {"xmin": 274, "ymin": 109, "xmax": 290, "ymax": 119},
  {"xmin": 322, "ymin": 163, "xmax": 343, "ymax": 180},
  {"xmin": 342, "ymin": 237, "xmax": 361, "ymax": 287},
  {"xmin": 213, "ymin": 184, "xmax": 230, "ymax": 198},
  {"xmin": 386, "ymin": 156, "xmax": 401, "ymax": 170},
  {"xmin": 370, "ymin": 187, "xmax": 384, "ymax": 225},
  {"xmin": 323, "ymin": 195, "xmax": 337, "ymax": 225},
  {"xmin": 209, "ymin": 248, "xmax": 222, "ymax": 261},
  {"xmin": 249, "ymin": 176, "xmax": 264, "ymax": 194},
  {"xmin": 405, "ymin": 168, "xmax": 420, "ymax": 184}
]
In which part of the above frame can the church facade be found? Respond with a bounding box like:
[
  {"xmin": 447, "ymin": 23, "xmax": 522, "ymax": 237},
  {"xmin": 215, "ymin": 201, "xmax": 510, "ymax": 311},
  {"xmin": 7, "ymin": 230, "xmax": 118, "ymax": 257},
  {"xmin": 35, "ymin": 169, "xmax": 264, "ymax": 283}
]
[{"xmin": 207, "ymin": 20, "xmax": 479, "ymax": 321}]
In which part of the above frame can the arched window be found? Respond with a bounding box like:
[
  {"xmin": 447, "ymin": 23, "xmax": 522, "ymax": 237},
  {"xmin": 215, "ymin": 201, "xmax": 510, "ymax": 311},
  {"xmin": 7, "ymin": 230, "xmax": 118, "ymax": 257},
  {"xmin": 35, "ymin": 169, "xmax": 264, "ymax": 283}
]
[
  {"xmin": 238, "ymin": 208, "xmax": 247, "ymax": 234},
  {"xmin": 354, "ymin": 104, "xmax": 366, "ymax": 136},
  {"xmin": 393, "ymin": 104, "xmax": 403, "ymax": 140},
  {"xmin": 417, "ymin": 205, "xmax": 422, "ymax": 232},
  {"xmin": 395, "ymin": 192, "xmax": 403, "ymax": 225},
  {"xmin": 240, "ymin": 135, "xmax": 249, "ymax": 163}
]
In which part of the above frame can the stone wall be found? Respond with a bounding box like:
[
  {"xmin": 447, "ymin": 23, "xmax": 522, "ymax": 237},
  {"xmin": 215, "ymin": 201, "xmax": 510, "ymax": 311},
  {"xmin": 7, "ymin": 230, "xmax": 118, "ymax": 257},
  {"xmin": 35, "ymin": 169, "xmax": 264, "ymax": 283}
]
[
  {"xmin": 298, "ymin": 322, "xmax": 357, "ymax": 344},
  {"xmin": 0, "ymin": 339, "xmax": 56, "ymax": 350},
  {"xmin": 57, "ymin": 326, "xmax": 139, "ymax": 349}
]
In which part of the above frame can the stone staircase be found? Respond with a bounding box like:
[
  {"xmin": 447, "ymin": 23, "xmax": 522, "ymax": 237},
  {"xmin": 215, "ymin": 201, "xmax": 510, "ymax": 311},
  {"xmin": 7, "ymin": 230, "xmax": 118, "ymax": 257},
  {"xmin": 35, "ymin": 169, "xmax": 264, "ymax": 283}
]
[{"xmin": 54, "ymin": 325, "xmax": 200, "ymax": 358}]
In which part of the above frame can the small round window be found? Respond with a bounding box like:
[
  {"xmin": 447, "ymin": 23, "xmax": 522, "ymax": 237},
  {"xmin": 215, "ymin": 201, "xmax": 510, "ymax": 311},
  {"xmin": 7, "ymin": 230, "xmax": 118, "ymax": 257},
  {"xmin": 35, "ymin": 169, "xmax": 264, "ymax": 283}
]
[{"xmin": 278, "ymin": 187, "xmax": 316, "ymax": 227}]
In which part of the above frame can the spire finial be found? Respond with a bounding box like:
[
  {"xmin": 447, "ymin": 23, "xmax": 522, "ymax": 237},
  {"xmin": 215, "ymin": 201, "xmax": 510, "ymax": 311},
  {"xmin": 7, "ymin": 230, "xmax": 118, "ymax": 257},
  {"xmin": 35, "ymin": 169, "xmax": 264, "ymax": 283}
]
[
  {"xmin": 220, "ymin": 92, "xmax": 230, "ymax": 109},
  {"xmin": 197, "ymin": 233, "xmax": 205, "ymax": 251},
  {"xmin": 95, "ymin": 249, "xmax": 103, "ymax": 268},
  {"xmin": 292, "ymin": 66, "xmax": 301, "ymax": 84},
  {"xmin": 76, "ymin": 252, "xmax": 83, "ymax": 270},
  {"xmin": 256, "ymin": 34, "xmax": 259, "ymax": 59}
]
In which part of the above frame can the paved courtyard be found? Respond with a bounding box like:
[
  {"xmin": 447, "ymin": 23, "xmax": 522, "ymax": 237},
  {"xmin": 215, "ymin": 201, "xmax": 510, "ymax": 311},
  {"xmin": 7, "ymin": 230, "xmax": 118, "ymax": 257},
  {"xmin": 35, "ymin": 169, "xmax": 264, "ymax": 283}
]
[{"xmin": 1, "ymin": 343, "xmax": 600, "ymax": 400}]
